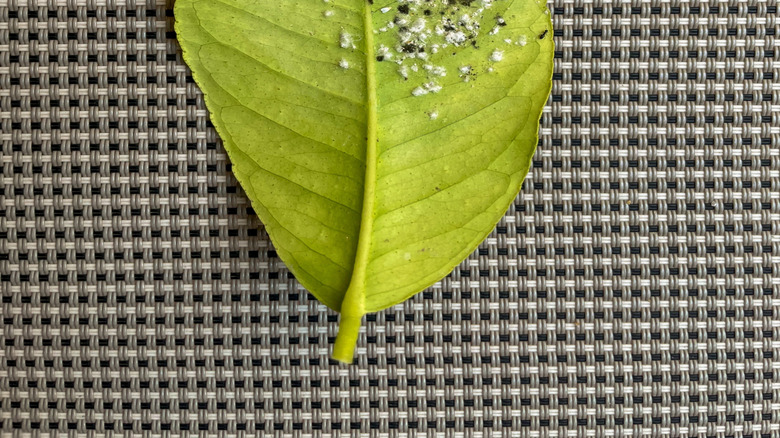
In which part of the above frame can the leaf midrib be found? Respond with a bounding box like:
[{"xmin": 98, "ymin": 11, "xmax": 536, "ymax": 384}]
[{"xmin": 339, "ymin": 1, "xmax": 376, "ymax": 318}]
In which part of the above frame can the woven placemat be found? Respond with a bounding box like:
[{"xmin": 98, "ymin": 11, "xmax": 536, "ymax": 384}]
[{"xmin": 1, "ymin": 0, "xmax": 779, "ymax": 436}]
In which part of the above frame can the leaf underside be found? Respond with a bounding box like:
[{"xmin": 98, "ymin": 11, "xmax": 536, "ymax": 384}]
[{"xmin": 175, "ymin": 0, "xmax": 553, "ymax": 362}]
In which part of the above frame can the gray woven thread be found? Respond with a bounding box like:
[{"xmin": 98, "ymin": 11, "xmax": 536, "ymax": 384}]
[{"xmin": 1, "ymin": 0, "xmax": 779, "ymax": 436}]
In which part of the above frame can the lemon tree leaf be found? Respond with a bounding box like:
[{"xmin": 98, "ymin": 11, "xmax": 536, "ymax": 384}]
[{"xmin": 175, "ymin": 0, "xmax": 553, "ymax": 363}]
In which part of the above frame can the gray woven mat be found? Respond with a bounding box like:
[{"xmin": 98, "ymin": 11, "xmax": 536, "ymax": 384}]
[{"xmin": 2, "ymin": 0, "xmax": 780, "ymax": 436}]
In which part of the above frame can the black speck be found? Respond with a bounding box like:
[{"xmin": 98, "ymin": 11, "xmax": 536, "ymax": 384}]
[
  {"xmin": 376, "ymin": 56, "xmax": 384, "ymax": 61},
  {"xmin": 423, "ymin": 9, "xmax": 432, "ymax": 15},
  {"xmin": 401, "ymin": 43, "xmax": 418, "ymax": 53},
  {"xmin": 471, "ymin": 40, "xmax": 479, "ymax": 48},
  {"xmin": 456, "ymin": 0, "xmax": 474, "ymax": 5},
  {"xmin": 397, "ymin": 4, "xmax": 409, "ymax": 14},
  {"xmin": 538, "ymin": 29, "xmax": 548, "ymax": 39}
]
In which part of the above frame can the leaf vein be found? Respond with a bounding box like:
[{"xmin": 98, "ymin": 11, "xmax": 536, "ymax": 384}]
[{"xmin": 220, "ymin": 126, "xmax": 361, "ymax": 214}]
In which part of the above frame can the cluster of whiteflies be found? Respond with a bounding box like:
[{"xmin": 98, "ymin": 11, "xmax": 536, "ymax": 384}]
[{"xmin": 325, "ymin": 0, "xmax": 531, "ymax": 118}]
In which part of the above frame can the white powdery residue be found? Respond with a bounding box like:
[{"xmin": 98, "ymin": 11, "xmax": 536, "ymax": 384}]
[
  {"xmin": 459, "ymin": 65, "xmax": 472, "ymax": 82},
  {"xmin": 430, "ymin": 44, "xmax": 439, "ymax": 54},
  {"xmin": 517, "ymin": 35, "xmax": 527, "ymax": 46},
  {"xmin": 380, "ymin": 6, "xmax": 391, "ymax": 13},
  {"xmin": 489, "ymin": 26, "xmax": 500, "ymax": 35},
  {"xmin": 490, "ymin": 49, "xmax": 504, "ymax": 62},
  {"xmin": 424, "ymin": 82, "xmax": 442, "ymax": 93},
  {"xmin": 399, "ymin": 65, "xmax": 409, "ymax": 79},
  {"xmin": 339, "ymin": 58, "xmax": 349, "ymax": 69},
  {"xmin": 323, "ymin": 10, "xmax": 333, "ymax": 17},
  {"xmin": 411, "ymin": 81, "xmax": 442, "ymax": 97},
  {"xmin": 397, "ymin": 30, "xmax": 413, "ymax": 45},
  {"xmin": 445, "ymin": 30, "xmax": 466, "ymax": 46},
  {"xmin": 428, "ymin": 111, "xmax": 438, "ymax": 120},
  {"xmin": 340, "ymin": 31, "xmax": 354, "ymax": 49},
  {"xmin": 504, "ymin": 38, "xmax": 512, "ymax": 44},
  {"xmin": 431, "ymin": 65, "xmax": 447, "ymax": 77},
  {"xmin": 410, "ymin": 18, "xmax": 427, "ymax": 33},
  {"xmin": 410, "ymin": 64, "xmax": 419, "ymax": 72},
  {"xmin": 417, "ymin": 51, "xmax": 429, "ymax": 60},
  {"xmin": 377, "ymin": 44, "xmax": 392, "ymax": 60},
  {"xmin": 459, "ymin": 14, "xmax": 474, "ymax": 32}
]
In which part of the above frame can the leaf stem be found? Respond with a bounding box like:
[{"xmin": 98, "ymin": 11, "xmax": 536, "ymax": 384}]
[
  {"xmin": 332, "ymin": 313, "xmax": 363, "ymax": 364},
  {"xmin": 331, "ymin": 0, "xmax": 377, "ymax": 363}
]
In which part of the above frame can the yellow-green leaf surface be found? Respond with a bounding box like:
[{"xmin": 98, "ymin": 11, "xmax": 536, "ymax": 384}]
[{"xmin": 175, "ymin": 0, "xmax": 553, "ymax": 363}]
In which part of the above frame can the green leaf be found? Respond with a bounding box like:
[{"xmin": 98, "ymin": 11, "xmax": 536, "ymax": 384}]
[{"xmin": 175, "ymin": 0, "xmax": 553, "ymax": 363}]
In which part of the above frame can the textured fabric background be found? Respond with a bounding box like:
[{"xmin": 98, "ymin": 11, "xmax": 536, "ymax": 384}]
[{"xmin": 1, "ymin": 0, "xmax": 779, "ymax": 436}]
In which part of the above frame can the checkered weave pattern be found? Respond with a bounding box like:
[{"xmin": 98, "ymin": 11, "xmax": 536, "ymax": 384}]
[{"xmin": 1, "ymin": 0, "xmax": 779, "ymax": 436}]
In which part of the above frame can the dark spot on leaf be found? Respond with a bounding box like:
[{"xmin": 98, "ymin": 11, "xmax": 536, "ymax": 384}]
[
  {"xmin": 538, "ymin": 29, "xmax": 548, "ymax": 39},
  {"xmin": 401, "ymin": 43, "xmax": 418, "ymax": 53},
  {"xmin": 423, "ymin": 9, "xmax": 431, "ymax": 15},
  {"xmin": 376, "ymin": 55, "xmax": 384, "ymax": 61},
  {"xmin": 397, "ymin": 4, "xmax": 409, "ymax": 14},
  {"xmin": 496, "ymin": 15, "xmax": 507, "ymax": 26},
  {"xmin": 456, "ymin": 0, "xmax": 474, "ymax": 5},
  {"xmin": 435, "ymin": 187, "xmax": 440, "ymax": 191}
]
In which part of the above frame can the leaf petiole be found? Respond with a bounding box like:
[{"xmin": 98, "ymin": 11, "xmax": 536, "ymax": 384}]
[{"xmin": 332, "ymin": 314, "xmax": 362, "ymax": 364}]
